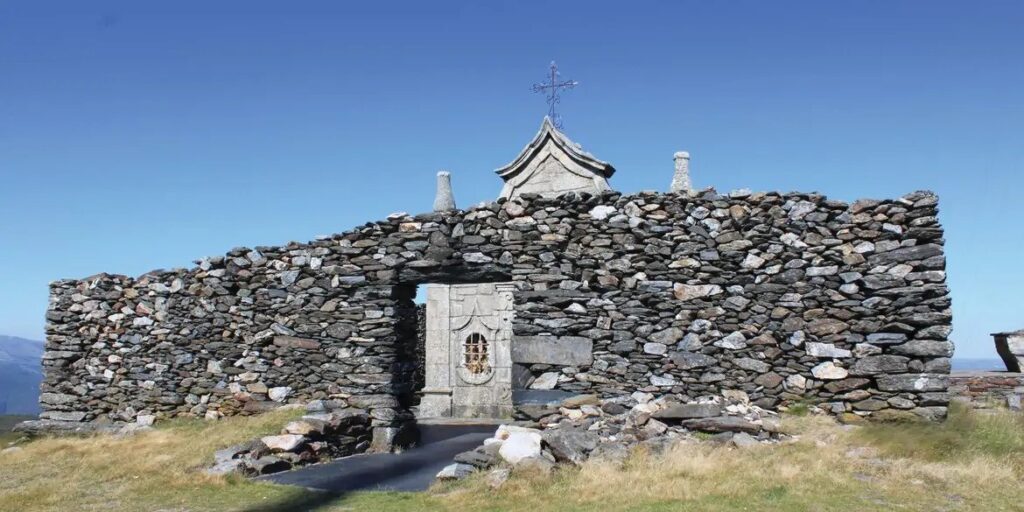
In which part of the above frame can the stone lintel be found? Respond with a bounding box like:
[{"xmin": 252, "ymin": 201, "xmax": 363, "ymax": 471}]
[{"xmin": 511, "ymin": 336, "xmax": 593, "ymax": 366}]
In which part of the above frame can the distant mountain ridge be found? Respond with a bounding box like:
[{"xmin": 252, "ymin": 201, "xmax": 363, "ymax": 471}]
[{"xmin": 0, "ymin": 335, "xmax": 44, "ymax": 415}]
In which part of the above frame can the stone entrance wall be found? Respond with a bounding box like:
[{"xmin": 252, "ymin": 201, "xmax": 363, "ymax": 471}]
[{"xmin": 40, "ymin": 188, "xmax": 953, "ymax": 436}]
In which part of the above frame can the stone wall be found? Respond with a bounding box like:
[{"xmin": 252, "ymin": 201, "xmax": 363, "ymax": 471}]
[
  {"xmin": 40, "ymin": 188, "xmax": 953, "ymax": 438},
  {"xmin": 950, "ymin": 372, "xmax": 1024, "ymax": 411}
]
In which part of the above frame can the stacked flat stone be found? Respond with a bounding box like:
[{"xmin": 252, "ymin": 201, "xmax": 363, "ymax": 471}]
[{"xmin": 39, "ymin": 187, "xmax": 953, "ymax": 451}]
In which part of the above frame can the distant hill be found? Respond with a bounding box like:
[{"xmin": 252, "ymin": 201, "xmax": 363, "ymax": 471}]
[{"xmin": 0, "ymin": 335, "xmax": 44, "ymax": 415}]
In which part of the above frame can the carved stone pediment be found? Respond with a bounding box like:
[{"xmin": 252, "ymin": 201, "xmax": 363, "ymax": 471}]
[{"xmin": 496, "ymin": 117, "xmax": 615, "ymax": 200}]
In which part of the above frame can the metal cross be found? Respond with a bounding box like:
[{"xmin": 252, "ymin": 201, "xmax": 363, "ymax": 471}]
[{"xmin": 531, "ymin": 61, "xmax": 578, "ymax": 129}]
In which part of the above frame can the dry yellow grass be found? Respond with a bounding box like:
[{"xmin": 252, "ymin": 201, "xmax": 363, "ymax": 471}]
[
  {"xmin": 1, "ymin": 405, "xmax": 1022, "ymax": 512},
  {"xmin": 0, "ymin": 408, "xmax": 309, "ymax": 512}
]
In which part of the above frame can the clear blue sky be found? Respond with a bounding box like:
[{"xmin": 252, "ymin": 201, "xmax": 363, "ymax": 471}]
[{"xmin": 1, "ymin": 1, "xmax": 1021, "ymax": 358}]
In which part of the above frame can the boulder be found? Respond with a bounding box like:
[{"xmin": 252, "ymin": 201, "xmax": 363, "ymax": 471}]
[
  {"xmin": 541, "ymin": 428, "xmax": 599, "ymax": 465},
  {"xmin": 498, "ymin": 431, "xmax": 543, "ymax": 464}
]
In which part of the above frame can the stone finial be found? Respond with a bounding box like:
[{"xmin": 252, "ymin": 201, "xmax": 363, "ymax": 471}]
[
  {"xmin": 670, "ymin": 151, "xmax": 692, "ymax": 194},
  {"xmin": 433, "ymin": 171, "xmax": 456, "ymax": 212}
]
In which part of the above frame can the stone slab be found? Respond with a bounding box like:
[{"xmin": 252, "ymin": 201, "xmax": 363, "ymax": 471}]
[{"xmin": 511, "ymin": 336, "xmax": 593, "ymax": 366}]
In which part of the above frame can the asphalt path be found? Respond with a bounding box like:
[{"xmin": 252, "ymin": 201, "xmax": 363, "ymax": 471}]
[{"xmin": 259, "ymin": 427, "xmax": 493, "ymax": 493}]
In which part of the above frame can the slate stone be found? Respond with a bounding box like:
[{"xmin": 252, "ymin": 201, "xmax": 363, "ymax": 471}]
[
  {"xmin": 681, "ymin": 416, "xmax": 762, "ymax": 434},
  {"xmin": 653, "ymin": 403, "xmax": 721, "ymax": 420},
  {"xmin": 541, "ymin": 428, "xmax": 599, "ymax": 465},
  {"xmin": 511, "ymin": 336, "xmax": 593, "ymax": 366}
]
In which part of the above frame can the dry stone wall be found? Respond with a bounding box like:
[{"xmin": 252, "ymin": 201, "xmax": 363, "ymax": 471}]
[{"xmin": 41, "ymin": 188, "xmax": 953, "ymax": 440}]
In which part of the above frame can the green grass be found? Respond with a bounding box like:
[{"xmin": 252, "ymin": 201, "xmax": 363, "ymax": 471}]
[
  {"xmin": 1, "ymin": 405, "xmax": 1023, "ymax": 511},
  {"xmin": 857, "ymin": 401, "xmax": 1024, "ymax": 471}
]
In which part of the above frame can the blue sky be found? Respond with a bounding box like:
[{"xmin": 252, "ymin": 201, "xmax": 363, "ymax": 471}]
[{"xmin": 1, "ymin": 1, "xmax": 1021, "ymax": 358}]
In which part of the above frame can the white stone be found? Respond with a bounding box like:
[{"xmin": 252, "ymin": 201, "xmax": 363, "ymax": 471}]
[
  {"xmin": 589, "ymin": 205, "xmax": 617, "ymax": 220},
  {"xmin": 714, "ymin": 332, "xmax": 747, "ymax": 350},
  {"xmin": 565, "ymin": 303, "xmax": 587, "ymax": 314},
  {"xmin": 631, "ymin": 391, "xmax": 655, "ymax": 404},
  {"xmin": 805, "ymin": 342, "xmax": 852, "ymax": 358},
  {"xmin": 854, "ymin": 241, "xmax": 875, "ymax": 254},
  {"xmin": 780, "ymin": 233, "xmax": 808, "ymax": 248},
  {"xmin": 888, "ymin": 264, "xmax": 913, "ymax": 278},
  {"xmin": 498, "ymin": 431, "xmax": 543, "ymax": 464},
  {"xmin": 643, "ymin": 342, "xmax": 668, "ymax": 355},
  {"xmin": 649, "ymin": 374, "xmax": 676, "ymax": 386},
  {"xmin": 785, "ymin": 374, "xmax": 807, "ymax": 390},
  {"xmin": 206, "ymin": 360, "xmax": 223, "ymax": 374},
  {"xmin": 811, "ymin": 362, "xmax": 848, "ymax": 380},
  {"xmin": 669, "ymin": 151, "xmax": 692, "ymax": 194},
  {"xmin": 268, "ymin": 386, "xmax": 293, "ymax": 402},
  {"xmin": 788, "ymin": 331, "xmax": 806, "ymax": 347},
  {"xmin": 530, "ymin": 372, "xmax": 560, "ymax": 390},
  {"xmin": 741, "ymin": 254, "xmax": 766, "ymax": 269},
  {"xmin": 788, "ymin": 200, "xmax": 817, "ymax": 220},
  {"xmin": 673, "ymin": 283, "xmax": 723, "ymax": 301},
  {"xmin": 136, "ymin": 414, "xmax": 156, "ymax": 426},
  {"xmin": 806, "ymin": 266, "xmax": 838, "ymax": 277},
  {"xmin": 463, "ymin": 252, "xmax": 493, "ymax": 263},
  {"xmin": 261, "ymin": 434, "xmax": 305, "ymax": 452},
  {"xmin": 433, "ymin": 171, "xmax": 456, "ymax": 212}
]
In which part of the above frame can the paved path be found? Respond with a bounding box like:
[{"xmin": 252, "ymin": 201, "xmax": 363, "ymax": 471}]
[{"xmin": 259, "ymin": 427, "xmax": 493, "ymax": 493}]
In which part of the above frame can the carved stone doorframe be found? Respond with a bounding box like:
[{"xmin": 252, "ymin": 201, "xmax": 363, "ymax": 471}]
[{"xmin": 418, "ymin": 282, "xmax": 515, "ymax": 419}]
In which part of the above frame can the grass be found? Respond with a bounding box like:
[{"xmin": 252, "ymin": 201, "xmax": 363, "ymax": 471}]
[
  {"xmin": 0, "ymin": 404, "xmax": 1022, "ymax": 511},
  {"xmin": 856, "ymin": 402, "xmax": 1024, "ymax": 473}
]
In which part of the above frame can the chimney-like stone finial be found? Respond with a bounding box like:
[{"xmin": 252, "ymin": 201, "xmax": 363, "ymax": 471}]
[
  {"xmin": 433, "ymin": 171, "xmax": 456, "ymax": 212},
  {"xmin": 670, "ymin": 151, "xmax": 692, "ymax": 194}
]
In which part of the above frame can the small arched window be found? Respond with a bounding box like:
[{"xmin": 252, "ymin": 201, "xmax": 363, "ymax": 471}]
[{"xmin": 464, "ymin": 333, "xmax": 489, "ymax": 374}]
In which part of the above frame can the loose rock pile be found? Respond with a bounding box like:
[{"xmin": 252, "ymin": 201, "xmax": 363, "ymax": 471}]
[
  {"xmin": 437, "ymin": 391, "xmax": 790, "ymax": 482},
  {"xmin": 207, "ymin": 401, "xmax": 371, "ymax": 476}
]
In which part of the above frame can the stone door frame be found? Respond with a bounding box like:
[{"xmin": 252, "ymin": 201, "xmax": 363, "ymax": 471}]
[{"xmin": 418, "ymin": 282, "xmax": 516, "ymax": 419}]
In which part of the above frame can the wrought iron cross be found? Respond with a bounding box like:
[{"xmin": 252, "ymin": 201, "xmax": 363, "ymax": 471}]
[{"xmin": 532, "ymin": 61, "xmax": 578, "ymax": 129}]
